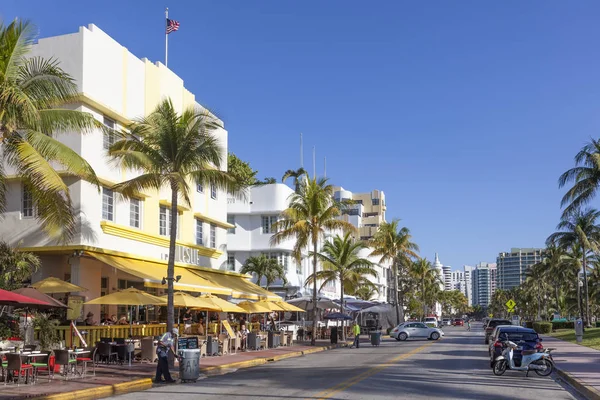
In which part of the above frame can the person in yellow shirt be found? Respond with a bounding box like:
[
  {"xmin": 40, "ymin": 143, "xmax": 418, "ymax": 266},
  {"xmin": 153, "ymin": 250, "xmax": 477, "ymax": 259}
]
[{"xmin": 351, "ymin": 321, "xmax": 361, "ymax": 348}]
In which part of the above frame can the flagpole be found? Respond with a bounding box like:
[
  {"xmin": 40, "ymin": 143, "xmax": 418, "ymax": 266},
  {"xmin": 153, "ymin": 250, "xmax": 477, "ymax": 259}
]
[{"xmin": 165, "ymin": 8, "xmax": 169, "ymax": 67}]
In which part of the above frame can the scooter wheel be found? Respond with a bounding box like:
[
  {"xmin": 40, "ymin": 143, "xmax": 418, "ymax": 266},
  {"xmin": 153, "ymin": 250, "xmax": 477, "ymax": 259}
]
[
  {"xmin": 493, "ymin": 360, "xmax": 507, "ymax": 376},
  {"xmin": 533, "ymin": 359, "xmax": 553, "ymax": 377}
]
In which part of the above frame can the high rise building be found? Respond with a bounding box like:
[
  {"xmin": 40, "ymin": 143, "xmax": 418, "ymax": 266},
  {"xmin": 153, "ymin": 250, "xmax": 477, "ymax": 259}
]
[
  {"xmin": 333, "ymin": 187, "xmax": 386, "ymax": 241},
  {"xmin": 472, "ymin": 262, "xmax": 497, "ymax": 307},
  {"xmin": 497, "ymin": 248, "xmax": 544, "ymax": 290},
  {"xmin": 463, "ymin": 265, "xmax": 474, "ymax": 306}
]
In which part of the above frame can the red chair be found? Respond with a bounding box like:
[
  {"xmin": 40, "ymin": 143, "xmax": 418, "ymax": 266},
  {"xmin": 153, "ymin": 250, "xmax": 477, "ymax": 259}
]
[
  {"xmin": 76, "ymin": 347, "xmax": 97, "ymax": 377},
  {"xmin": 5, "ymin": 354, "xmax": 33, "ymax": 386}
]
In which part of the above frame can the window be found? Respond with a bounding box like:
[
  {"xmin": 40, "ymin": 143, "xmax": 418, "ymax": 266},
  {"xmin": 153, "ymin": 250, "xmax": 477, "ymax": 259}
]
[
  {"xmin": 196, "ymin": 219, "xmax": 204, "ymax": 246},
  {"xmin": 129, "ymin": 198, "xmax": 141, "ymax": 228},
  {"xmin": 159, "ymin": 205, "xmax": 179, "ymax": 238},
  {"xmin": 210, "ymin": 224, "xmax": 216, "ymax": 248},
  {"xmin": 196, "ymin": 183, "xmax": 203, "ymax": 193},
  {"xmin": 103, "ymin": 116, "xmax": 116, "ymax": 150},
  {"xmin": 261, "ymin": 215, "xmax": 277, "ymax": 234},
  {"xmin": 227, "ymin": 215, "xmax": 235, "ymax": 234},
  {"xmin": 211, "ymin": 184, "xmax": 217, "ymax": 199},
  {"xmin": 372, "ymin": 198, "xmax": 380, "ymax": 206},
  {"xmin": 22, "ymin": 185, "xmax": 34, "ymax": 218},
  {"xmin": 227, "ymin": 253, "xmax": 235, "ymax": 271},
  {"xmin": 296, "ymin": 261, "xmax": 302, "ymax": 275},
  {"xmin": 266, "ymin": 252, "xmax": 288, "ymax": 272},
  {"xmin": 102, "ymin": 187, "xmax": 114, "ymax": 221}
]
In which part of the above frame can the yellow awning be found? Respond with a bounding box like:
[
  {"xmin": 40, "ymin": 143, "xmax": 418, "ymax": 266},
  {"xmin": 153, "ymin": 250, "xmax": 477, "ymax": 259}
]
[
  {"xmin": 86, "ymin": 252, "xmax": 232, "ymax": 296},
  {"xmin": 191, "ymin": 270, "xmax": 280, "ymax": 300}
]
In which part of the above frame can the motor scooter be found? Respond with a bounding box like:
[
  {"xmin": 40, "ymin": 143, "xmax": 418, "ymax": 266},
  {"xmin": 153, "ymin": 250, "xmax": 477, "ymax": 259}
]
[{"xmin": 493, "ymin": 340, "xmax": 555, "ymax": 377}]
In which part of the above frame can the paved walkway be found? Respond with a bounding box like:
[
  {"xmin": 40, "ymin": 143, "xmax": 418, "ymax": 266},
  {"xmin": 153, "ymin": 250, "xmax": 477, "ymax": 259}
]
[
  {"xmin": 0, "ymin": 341, "xmax": 342, "ymax": 400},
  {"xmin": 542, "ymin": 335, "xmax": 600, "ymax": 398}
]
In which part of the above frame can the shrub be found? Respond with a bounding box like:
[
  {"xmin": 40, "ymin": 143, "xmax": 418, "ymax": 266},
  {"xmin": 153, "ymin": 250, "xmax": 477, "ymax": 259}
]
[
  {"xmin": 533, "ymin": 322, "xmax": 552, "ymax": 334},
  {"xmin": 524, "ymin": 321, "xmax": 534, "ymax": 329},
  {"xmin": 596, "ymin": 321, "xmax": 600, "ymax": 328},
  {"xmin": 552, "ymin": 321, "xmax": 574, "ymax": 330}
]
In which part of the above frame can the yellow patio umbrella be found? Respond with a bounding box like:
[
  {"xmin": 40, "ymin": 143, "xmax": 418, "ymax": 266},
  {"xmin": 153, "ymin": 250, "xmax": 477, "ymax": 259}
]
[
  {"xmin": 159, "ymin": 292, "xmax": 219, "ymax": 309},
  {"xmin": 195, "ymin": 294, "xmax": 246, "ymax": 313},
  {"xmin": 31, "ymin": 277, "xmax": 87, "ymax": 294},
  {"xmin": 254, "ymin": 300, "xmax": 287, "ymax": 312},
  {"xmin": 85, "ymin": 288, "xmax": 164, "ymax": 306},
  {"xmin": 271, "ymin": 301, "xmax": 306, "ymax": 312},
  {"xmin": 238, "ymin": 300, "xmax": 272, "ymax": 313}
]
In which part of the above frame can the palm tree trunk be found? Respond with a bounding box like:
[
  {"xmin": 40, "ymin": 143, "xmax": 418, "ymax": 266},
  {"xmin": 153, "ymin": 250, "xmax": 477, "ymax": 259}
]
[
  {"xmin": 421, "ymin": 277, "xmax": 426, "ymax": 321},
  {"xmin": 167, "ymin": 182, "xmax": 178, "ymax": 367},
  {"xmin": 311, "ymin": 238, "xmax": 318, "ymax": 346},
  {"xmin": 582, "ymin": 252, "xmax": 591, "ymax": 327},
  {"xmin": 555, "ymin": 286, "xmax": 560, "ymax": 317},
  {"xmin": 393, "ymin": 259, "xmax": 400, "ymax": 325},
  {"xmin": 340, "ymin": 276, "xmax": 345, "ymax": 342}
]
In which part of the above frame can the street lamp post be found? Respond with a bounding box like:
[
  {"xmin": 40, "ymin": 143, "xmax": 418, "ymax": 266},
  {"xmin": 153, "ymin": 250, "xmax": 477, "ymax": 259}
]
[{"xmin": 578, "ymin": 279, "xmax": 584, "ymax": 322}]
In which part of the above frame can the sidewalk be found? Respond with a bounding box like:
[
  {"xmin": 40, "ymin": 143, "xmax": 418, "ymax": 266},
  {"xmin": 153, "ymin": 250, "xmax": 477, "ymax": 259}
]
[
  {"xmin": 0, "ymin": 340, "xmax": 348, "ymax": 400},
  {"xmin": 542, "ymin": 335, "xmax": 600, "ymax": 399}
]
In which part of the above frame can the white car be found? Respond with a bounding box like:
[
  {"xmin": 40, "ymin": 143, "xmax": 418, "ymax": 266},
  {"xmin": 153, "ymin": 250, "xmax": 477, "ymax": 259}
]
[
  {"xmin": 390, "ymin": 322, "xmax": 445, "ymax": 341},
  {"xmin": 442, "ymin": 318, "xmax": 451, "ymax": 326},
  {"xmin": 424, "ymin": 317, "xmax": 438, "ymax": 326}
]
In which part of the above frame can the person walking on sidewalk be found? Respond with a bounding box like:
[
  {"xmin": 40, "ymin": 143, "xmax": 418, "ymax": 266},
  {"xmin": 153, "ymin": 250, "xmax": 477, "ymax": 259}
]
[
  {"xmin": 351, "ymin": 321, "xmax": 361, "ymax": 348},
  {"xmin": 155, "ymin": 328, "xmax": 179, "ymax": 384},
  {"xmin": 467, "ymin": 320, "xmax": 471, "ymax": 331}
]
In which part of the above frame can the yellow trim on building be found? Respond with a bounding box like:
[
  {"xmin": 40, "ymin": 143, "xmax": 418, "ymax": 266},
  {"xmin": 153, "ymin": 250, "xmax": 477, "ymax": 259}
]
[
  {"xmin": 76, "ymin": 93, "xmax": 132, "ymax": 126},
  {"xmin": 158, "ymin": 200, "xmax": 189, "ymax": 213},
  {"xmin": 99, "ymin": 221, "xmax": 222, "ymax": 258},
  {"xmin": 193, "ymin": 212, "xmax": 234, "ymax": 229}
]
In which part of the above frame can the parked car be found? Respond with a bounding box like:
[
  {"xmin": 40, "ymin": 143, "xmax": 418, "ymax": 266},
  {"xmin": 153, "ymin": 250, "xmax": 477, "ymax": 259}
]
[
  {"xmin": 484, "ymin": 319, "xmax": 512, "ymax": 344},
  {"xmin": 488, "ymin": 326, "xmax": 542, "ymax": 367},
  {"xmin": 390, "ymin": 322, "xmax": 445, "ymax": 341},
  {"xmin": 452, "ymin": 318, "xmax": 464, "ymax": 326},
  {"xmin": 442, "ymin": 318, "xmax": 452, "ymax": 326}
]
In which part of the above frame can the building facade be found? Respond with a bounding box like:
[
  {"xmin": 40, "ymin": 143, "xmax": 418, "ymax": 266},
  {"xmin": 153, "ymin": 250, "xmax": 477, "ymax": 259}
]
[
  {"xmin": 472, "ymin": 262, "xmax": 497, "ymax": 308},
  {"xmin": 333, "ymin": 187, "xmax": 386, "ymax": 241},
  {"xmin": 497, "ymin": 248, "xmax": 544, "ymax": 290},
  {"xmin": 463, "ymin": 265, "xmax": 473, "ymax": 306},
  {"xmin": 1, "ymin": 24, "xmax": 275, "ymax": 321}
]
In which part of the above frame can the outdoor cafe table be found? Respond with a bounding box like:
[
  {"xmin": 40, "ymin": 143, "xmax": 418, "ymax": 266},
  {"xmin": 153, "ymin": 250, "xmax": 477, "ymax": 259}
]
[{"xmin": 3, "ymin": 352, "xmax": 49, "ymax": 384}]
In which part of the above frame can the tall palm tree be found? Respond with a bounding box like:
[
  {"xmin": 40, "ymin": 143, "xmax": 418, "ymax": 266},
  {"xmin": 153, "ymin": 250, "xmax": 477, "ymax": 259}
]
[
  {"xmin": 281, "ymin": 168, "xmax": 307, "ymax": 193},
  {"xmin": 352, "ymin": 284, "xmax": 379, "ymax": 301},
  {"xmin": 532, "ymin": 246, "xmax": 569, "ymax": 317},
  {"xmin": 0, "ymin": 20, "xmax": 101, "ymax": 239},
  {"xmin": 271, "ymin": 177, "xmax": 354, "ymax": 345},
  {"xmin": 306, "ymin": 233, "xmax": 377, "ymax": 340},
  {"xmin": 240, "ymin": 254, "xmax": 287, "ymax": 290},
  {"xmin": 547, "ymin": 208, "xmax": 600, "ymax": 327},
  {"xmin": 109, "ymin": 98, "xmax": 244, "ymax": 338},
  {"xmin": 523, "ymin": 262, "xmax": 550, "ymax": 320},
  {"xmin": 409, "ymin": 259, "xmax": 441, "ymax": 320},
  {"xmin": 369, "ymin": 220, "xmax": 419, "ymax": 323},
  {"xmin": 0, "ymin": 241, "xmax": 40, "ymax": 290},
  {"xmin": 558, "ymin": 138, "xmax": 600, "ymax": 218}
]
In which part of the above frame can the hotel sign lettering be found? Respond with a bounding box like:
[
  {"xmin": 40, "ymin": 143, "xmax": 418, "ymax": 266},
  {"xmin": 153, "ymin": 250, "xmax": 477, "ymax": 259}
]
[{"xmin": 161, "ymin": 244, "xmax": 203, "ymax": 266}]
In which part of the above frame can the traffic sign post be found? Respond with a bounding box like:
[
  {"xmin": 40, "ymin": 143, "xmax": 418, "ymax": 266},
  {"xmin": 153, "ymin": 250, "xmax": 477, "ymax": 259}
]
[{"xmin": 505, "ymin": 299, "xmax": 516, "ymax": 310}]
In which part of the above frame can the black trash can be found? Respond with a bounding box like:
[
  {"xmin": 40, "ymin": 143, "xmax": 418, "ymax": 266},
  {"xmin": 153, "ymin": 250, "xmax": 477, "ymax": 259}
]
[
  {"xmin": 330, "ymin": 326, "xmax": 338, "ymax": 344},
  {"xmin": 370, "ymin": 331, "xmax": 382, "ymax": 346}
]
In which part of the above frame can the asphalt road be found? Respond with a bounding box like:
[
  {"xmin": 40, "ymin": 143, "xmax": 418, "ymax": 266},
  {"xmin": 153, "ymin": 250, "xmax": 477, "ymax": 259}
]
[{"xmin": 112, "ymin": 323, "xmax": 578, "ymax": 400}]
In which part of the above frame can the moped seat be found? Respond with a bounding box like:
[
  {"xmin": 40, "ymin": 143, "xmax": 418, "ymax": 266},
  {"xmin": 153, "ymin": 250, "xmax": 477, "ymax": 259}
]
[{"xmin": 522, "ymin": 350, "xmax": 537, "ymax": 356}]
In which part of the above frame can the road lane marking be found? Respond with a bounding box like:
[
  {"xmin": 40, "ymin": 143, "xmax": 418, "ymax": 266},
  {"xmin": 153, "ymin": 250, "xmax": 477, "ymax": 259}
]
[{"xmin": 308, "ymin": 342, "xmax": 434, "ymax": 400}]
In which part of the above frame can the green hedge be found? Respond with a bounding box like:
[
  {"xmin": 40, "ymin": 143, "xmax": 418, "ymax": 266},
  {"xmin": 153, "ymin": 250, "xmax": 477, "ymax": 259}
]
[
  {"xmin": 524, "ymin": 321, "xmax": 534, "ymax": 329},
  {"xmin": 597, "ymin": 322, "xmax": 600, "ymax": 328},
  {"xmin": 533, "ymin": 322, "xmax": 552, "ymax": 334},
  {"xmin": 552, "ymin": 321, "xmax": 575, "ymax": 330}
]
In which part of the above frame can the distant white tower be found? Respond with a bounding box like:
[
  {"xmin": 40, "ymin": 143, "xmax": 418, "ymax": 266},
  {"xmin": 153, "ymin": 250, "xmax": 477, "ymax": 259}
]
[{"xmin": 433, "ymin": 253, "xmax": 445, "ymax": 291}]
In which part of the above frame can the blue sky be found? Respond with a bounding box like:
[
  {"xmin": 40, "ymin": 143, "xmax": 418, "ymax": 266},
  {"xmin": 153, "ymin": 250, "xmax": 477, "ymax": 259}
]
[{"xmin": 3, "ymin": 1, "xmax": 600, "ymax": 270}]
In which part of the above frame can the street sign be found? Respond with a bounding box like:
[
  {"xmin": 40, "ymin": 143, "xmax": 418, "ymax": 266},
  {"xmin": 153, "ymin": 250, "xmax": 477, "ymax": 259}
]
[
  {"xmin": 507, "ymin": 307, "xmax": 515, "ymax": 313},
  {"xmin": 505, "ymin": 299, "xmax": 516, "ymax": 309}
]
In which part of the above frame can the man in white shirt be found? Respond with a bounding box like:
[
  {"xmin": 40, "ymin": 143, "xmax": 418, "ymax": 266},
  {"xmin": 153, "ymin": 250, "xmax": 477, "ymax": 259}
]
[{"xmin": 155, "ymin": 328, "xmax": 179, "ymax": 383}]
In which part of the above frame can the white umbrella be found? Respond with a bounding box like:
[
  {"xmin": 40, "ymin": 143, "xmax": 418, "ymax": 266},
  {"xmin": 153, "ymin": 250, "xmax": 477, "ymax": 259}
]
[{"xmin": 287, "ymin": 296, "xmax": 339, "ymax": 311}]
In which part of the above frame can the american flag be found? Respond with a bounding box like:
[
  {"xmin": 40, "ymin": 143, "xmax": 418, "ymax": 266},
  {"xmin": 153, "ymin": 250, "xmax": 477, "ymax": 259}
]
[{"xmin": 166, "ymin": 19, "xmax": 180, "ymax": 34}]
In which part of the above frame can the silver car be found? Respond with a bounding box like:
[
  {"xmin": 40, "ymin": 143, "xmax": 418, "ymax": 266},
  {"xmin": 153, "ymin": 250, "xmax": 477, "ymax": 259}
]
[{"xmin": 390, "ymin": 322, "xmax": 444, "ymax": 341}]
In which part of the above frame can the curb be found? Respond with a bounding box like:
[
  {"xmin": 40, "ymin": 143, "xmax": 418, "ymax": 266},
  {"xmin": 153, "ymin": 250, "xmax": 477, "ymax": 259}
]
[
  {"xmin": 33, "ymin": 342, "xmax": 349, "ymax": 400},
  {"xmin": 36, "ymin": 378, "xmax": 153, "ymax": 400},
  {"xmin": 556, "ymin": 367, "xmax": 600, "ymax": 400}
]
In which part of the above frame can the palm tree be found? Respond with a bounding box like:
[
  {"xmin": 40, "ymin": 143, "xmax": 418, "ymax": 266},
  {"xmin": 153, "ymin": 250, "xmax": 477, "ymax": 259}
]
[
  {"xmin": 369, "ymin": 220, "xmax": 419, "ymax": 323},
  {"xmin": 532, "ymin": 246, "xmax": 569, "ymax": 318},
  {"xmin": 108, "ymin": 98, "xmax": 244, "ymax": 338},
  {"xmin": 271, "ymin": 177, "xmax": 355, "ymax": 345},
  {"xmin": 306, "ymin": 233, "xmax": 377, "ymax": 340},
  {"xmin": 547, "ymin": 208, "xmax": 600, "ymax": 327},
  {"xmin": 281, "ymin": 168, "xmax": 307, "ymax": 193},
  {"xmin": 0, "ymin": 241, "xmax": 40, "ymax": 290},
  {"xmin": 523, "ymin": 262, "xmax": 550, "ymax": 320},
  {"xmin": 240, "ymin": 254, "xmax": 287, "ymax": 290},
  {"xmin": 558, "ymin": 138, "xmax": 600, "ymax": 217},
  {"xmin": 352, "ymin": 284, "xmax": 379, "ymax": 301},
  {"xmin": 254, "ymin": 177, "xmax": 277, "ymax": 186},
  {"xmin": 409, "ymin": 259, "xmax": 441, "ymax": 320},
  {"xmin": 0, "ymin": 20, "xmax": 101, "ymax": 239}
]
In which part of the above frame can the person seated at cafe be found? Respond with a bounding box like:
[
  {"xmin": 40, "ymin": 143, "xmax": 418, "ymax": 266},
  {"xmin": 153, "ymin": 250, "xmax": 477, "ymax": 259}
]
[
  {"xmin": 117, "ymin": 315, "xmax": 129, "ymax": 325},
  {"xmin": 197, "ymin": 317, "xmax": 205, "ymax": 335},
  {"xmin": 84, "ymin": 312, "xmax": 97, "ymax": 326},
  {"xmin": 238, "ymin": 324, "xmax": 250, "ymax": 351},
  {"xmin": 182, "ymin": 308, "xmax": 192, "ymax": 333},
  {"xmin": 110, "ymin": 314, "xmax": 118, "ymax": 324}
]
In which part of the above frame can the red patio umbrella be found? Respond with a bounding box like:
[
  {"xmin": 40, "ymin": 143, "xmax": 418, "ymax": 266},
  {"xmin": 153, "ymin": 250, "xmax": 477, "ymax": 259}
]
[
  {"xmin": 0, "ymin": 288, "xmax": 51, "ymax": 306},
  {"xmin": 11, "ymin": 287, "xmax": 68, "ymax": 308}
]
